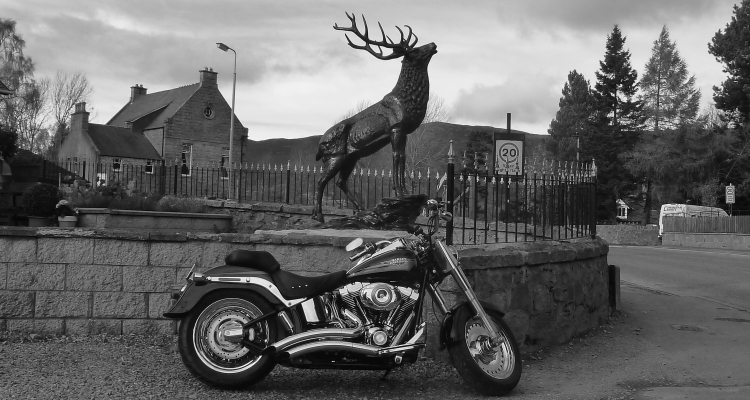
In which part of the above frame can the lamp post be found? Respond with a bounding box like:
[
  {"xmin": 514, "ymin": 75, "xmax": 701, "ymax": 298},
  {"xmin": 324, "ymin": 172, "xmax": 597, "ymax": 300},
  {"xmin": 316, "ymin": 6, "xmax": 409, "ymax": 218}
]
[{"xmin": 216, "ymin": 42, "xmax": 237, "ymax": 200}]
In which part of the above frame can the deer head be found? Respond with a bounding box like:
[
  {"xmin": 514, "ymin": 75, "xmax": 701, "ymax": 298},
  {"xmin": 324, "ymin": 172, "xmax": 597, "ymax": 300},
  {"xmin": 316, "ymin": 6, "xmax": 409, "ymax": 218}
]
[{"xmin": 334, "ymin": 12, "xmax": 437, "ymax": 68}]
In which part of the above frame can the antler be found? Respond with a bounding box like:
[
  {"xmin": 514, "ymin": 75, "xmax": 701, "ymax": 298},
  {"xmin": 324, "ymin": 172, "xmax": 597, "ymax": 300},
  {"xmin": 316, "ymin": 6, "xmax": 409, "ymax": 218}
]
[{"xmin": 334, "ymin": 12, "xmax": 418, "ymax": 60}]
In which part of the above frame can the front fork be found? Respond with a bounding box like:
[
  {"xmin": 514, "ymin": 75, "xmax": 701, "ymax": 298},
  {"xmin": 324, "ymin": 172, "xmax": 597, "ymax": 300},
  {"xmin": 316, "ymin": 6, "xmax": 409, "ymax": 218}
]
[{"xmin": 427, "ymin": 247, "xmax": 504, "ymax": 347}]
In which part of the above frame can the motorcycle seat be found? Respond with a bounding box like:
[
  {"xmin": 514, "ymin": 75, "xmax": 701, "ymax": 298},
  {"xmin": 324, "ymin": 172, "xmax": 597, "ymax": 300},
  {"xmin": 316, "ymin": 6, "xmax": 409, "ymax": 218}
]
[
  {"xmin": 225, "ymin": 249, "xmax": 347, "ymax": 299},
  {"xmin": 271, "ymin": 269, "xmax": 347, "ymax": 299}
]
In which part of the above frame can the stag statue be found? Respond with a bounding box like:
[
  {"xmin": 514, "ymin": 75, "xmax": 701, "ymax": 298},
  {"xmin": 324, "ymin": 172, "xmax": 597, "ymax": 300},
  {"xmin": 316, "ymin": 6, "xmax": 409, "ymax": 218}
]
[{"xmin": 312, "ymin": 13, "xmax": 437, "ymax": 222}]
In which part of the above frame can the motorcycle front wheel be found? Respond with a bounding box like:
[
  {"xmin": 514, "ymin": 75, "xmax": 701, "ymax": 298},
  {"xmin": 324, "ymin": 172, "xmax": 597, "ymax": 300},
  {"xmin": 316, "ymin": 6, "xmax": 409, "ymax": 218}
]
[
  {"xmin": 178, "ymin": 290, "xmax": 279, "ymax": 389},
  {"xmin": 447, "ymin": 312, "xmax": 521, "ymax": 395}
]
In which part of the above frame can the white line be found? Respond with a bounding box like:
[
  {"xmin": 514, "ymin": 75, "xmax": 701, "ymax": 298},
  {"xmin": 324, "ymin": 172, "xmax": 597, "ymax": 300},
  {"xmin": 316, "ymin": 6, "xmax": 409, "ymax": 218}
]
[{"xmin": 610, "ymin": 245, "xmax": 750, "ymax": 258}]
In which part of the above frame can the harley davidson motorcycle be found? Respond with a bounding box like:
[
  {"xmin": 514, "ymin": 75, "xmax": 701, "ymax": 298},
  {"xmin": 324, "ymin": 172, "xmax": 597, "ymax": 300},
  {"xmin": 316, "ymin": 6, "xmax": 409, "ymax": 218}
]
[{"xmin": 164, "ymin": 199, "xmax": 521, "ymax": 395}]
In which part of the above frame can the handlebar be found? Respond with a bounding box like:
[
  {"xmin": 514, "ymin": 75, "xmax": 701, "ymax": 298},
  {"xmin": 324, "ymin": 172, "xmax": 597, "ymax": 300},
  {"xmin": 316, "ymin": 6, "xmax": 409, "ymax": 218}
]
[{"xmin": 349, "ymin": 242, "xmax": 374, "ymax": 262}]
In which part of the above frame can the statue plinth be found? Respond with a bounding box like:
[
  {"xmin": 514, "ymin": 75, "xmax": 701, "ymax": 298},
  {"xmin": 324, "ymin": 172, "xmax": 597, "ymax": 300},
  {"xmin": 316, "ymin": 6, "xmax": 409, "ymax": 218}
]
[{"xmin": 323, "ymin": 194, "xmax": 427, "ymax": 231}]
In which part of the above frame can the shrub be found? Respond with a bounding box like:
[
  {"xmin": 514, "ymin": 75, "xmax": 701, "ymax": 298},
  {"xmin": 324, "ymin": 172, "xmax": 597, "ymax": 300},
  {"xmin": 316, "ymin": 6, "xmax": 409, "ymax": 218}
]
[
  {"xmin": 22, "ymin": 183, "xmax": 63, "ymax": 217},
  {"xmin": 156, "ymin": 195, "xmax": 207, "ymax": 213}
]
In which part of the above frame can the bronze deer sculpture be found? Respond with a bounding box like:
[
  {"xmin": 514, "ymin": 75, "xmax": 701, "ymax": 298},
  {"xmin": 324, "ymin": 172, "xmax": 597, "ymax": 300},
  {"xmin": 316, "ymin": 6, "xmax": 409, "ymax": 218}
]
[{"xmin": 312, "ymin": 13, "xmax": 437, "ymax": 222}]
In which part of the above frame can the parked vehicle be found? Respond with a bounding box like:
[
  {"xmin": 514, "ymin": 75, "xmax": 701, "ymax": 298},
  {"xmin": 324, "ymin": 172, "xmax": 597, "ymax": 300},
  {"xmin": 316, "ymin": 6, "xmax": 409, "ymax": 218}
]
[
  {"xmin": 658, "ymin": 203, "xmax": 728, "ymax": 236},
  {"xmin": 164, "ymin": 199, "xmax": 521, "ymax": 395}
]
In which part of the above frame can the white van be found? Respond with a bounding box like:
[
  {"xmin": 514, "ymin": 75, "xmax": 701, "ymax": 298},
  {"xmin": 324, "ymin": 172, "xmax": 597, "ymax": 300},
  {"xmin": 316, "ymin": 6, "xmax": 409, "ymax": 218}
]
[{"xmin": 658, "ymin": 204, "xmax": 729, "ymax": 236}]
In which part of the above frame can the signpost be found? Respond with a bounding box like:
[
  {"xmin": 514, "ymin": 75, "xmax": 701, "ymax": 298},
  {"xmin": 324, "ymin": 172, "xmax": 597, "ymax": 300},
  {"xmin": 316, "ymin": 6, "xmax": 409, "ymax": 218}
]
[
  {"xmin": 492, "ymin": 113, "xmax": 525, "ymax": 176},
  {"xmin": 726, "ymin": 184, "xmax": 735, "ymax": 215}
]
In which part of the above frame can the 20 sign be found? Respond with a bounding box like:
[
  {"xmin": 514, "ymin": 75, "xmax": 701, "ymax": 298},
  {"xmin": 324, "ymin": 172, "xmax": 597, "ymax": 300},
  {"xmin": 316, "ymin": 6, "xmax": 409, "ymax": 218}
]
[{"xmin": 494, "ymin": 139, "xmax": 524, "ymax": 175}]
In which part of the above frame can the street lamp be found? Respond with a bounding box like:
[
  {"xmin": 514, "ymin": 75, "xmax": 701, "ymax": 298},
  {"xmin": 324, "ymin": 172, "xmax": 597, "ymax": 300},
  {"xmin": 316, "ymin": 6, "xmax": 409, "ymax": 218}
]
[{"xmin": 216, "ymin": 42, "xmax": 237, "ymax": 200}]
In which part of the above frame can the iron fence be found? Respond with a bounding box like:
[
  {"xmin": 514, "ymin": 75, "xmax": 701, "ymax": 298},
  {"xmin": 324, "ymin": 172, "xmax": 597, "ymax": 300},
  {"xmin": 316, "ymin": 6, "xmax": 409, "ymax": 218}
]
[
  {"xmin": 443, "ymin": 157, "xmax": 597, "ymax": 245},
  {"xmin": 47, "ymin": 155, "xmax": 596, "ymax": 245}
]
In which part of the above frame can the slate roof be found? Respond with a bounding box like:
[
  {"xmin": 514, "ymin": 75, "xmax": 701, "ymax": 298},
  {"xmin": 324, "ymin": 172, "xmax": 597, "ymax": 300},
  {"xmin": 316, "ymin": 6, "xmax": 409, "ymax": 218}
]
[
  {"xmin": 106, "ymin": 83, "xmax": 199, "ymax": 129},
  {"xmin": 87, "ymin": 124, "xmax": 162, "ymax": 159},
  {"xmin": 0, "ymin": 80, "xmax": 13, "ymax": 96}
]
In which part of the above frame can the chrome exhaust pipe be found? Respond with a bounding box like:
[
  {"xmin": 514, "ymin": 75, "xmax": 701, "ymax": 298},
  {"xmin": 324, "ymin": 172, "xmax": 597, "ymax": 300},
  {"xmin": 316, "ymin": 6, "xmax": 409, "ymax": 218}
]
[
  {"xmin": 280, "ymin": 340, "xmax": 425, "ymax": 360},
  {"xmin": 263, "ymin": 327, "xmax": 363, "ymax": 355}
]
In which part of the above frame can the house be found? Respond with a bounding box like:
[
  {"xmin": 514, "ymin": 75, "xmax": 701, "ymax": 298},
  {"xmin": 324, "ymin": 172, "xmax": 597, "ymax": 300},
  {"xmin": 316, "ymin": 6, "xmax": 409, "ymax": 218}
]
[
  {"xmin": 107, "ymin": 68, "xmax": 248, "ymax": 177},
  {"xmin": 58, "ymin": 68, "xmax": 248, "ymax": 191},
  {"xmin": 58, "ymin": 102, "xmax": 162, "ymax": 186}
]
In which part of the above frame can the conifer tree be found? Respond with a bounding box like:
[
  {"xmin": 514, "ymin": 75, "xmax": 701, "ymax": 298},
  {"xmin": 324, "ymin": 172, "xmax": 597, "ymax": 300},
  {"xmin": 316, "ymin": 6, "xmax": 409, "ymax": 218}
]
[
  {"xmin": 709, "ymin": 0, "xmax": 750, "ymax": 125},
  {"xmin": 547, "ymin": 70, "xmax": 597, "ymax": 162},
  {"xmin": 640, "ymin": 26, "xmax": 701, "ymax": 132}
]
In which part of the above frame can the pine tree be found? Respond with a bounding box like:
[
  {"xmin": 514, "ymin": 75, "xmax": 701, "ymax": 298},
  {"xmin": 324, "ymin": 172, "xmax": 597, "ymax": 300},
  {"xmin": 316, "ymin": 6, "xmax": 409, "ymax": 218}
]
[
  {"xmin": 640, "ymin": 26, "xmax": 701, "ymax": 132},
  {"xmin": 595, "ymin": 25, "xmax": 641, "ymax": 132},
  {"xmin": 547, "ymin": 70, "xmax": 597, "ymax": 162},
  {"xmin": 592, "ymin": 25, "xmax": 641, "ymax": 221},
  {"xmin": 709, "ymin": 0, "xmax": 750, "ymax": 124}
]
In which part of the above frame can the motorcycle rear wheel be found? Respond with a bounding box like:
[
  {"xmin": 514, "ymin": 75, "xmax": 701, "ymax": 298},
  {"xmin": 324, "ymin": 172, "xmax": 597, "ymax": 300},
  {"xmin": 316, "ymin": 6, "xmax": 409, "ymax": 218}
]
[
  {"xmin": 178, "ymin": 290, "xmax": 279, "ymax": 389},
  {"xmin": 447, "ymin": 312, "xmax": 521, "ymax": 395}
]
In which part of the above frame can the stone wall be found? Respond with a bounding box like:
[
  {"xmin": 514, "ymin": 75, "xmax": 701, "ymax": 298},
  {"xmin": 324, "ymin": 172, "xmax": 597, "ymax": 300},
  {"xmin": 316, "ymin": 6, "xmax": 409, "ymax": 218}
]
[
  {"xmin": 596, "ymin": 224, "xmax": 660, "ymax": 246},
  {"xmin": 662, "ymin": 232, "xmax": 750, "ymax": 250},
  {"xmin": 0, "ymin": 226, "xmax": 610, "ymax": 356}
]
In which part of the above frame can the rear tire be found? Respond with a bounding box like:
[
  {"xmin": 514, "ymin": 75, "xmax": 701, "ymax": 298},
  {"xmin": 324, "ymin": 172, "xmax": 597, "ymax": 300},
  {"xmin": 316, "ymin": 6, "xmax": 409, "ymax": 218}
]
[
  {"xmin": 447, "ymin": 312, "xmax": 521, "ymax": 396},
  {"xmin": 178, "ymin": 290, "xmax": 279, "ymax": 389}
]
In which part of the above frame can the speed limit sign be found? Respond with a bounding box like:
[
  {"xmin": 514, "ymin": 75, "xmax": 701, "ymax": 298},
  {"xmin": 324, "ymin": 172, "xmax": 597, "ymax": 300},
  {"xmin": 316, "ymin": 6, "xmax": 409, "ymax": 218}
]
[{"xmin": 495, "ymin": 139, "xmax": 523, "ymax": 175}]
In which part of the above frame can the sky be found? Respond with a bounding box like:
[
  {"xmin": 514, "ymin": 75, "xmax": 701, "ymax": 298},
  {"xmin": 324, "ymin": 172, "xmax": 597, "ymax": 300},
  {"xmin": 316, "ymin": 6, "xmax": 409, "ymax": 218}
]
[{"xmin": 2, "ymin": 0, "xmax": 741, "ymax": 141}]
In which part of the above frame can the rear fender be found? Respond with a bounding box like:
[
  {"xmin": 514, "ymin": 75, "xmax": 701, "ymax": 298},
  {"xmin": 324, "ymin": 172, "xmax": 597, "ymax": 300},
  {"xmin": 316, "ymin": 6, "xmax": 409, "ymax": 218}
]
[
  {"xmin": 163, "ymin": 278, "xmax": 283, "ymax": 319},
  {"xmin": 439, "ymin": 300, "xmax": 505, "ymax": 350}
]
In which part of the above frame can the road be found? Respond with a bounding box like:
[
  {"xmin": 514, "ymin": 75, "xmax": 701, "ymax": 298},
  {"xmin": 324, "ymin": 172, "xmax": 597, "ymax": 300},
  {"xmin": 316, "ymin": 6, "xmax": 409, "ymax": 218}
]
[
  {"xmin": 609, "ymin": 245, "xmax": 750, "ymax": 400},
  {"xmin": 609, "ymin": 245, "xmax": 750, "ymax": 311}
]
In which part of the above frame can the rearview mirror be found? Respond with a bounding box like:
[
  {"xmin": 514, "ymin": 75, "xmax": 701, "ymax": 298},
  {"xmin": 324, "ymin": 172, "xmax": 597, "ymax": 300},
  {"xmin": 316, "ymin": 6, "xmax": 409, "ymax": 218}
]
[{"xmin": 345, "ymin": 238, "xmax": 364, "ymax": 252}]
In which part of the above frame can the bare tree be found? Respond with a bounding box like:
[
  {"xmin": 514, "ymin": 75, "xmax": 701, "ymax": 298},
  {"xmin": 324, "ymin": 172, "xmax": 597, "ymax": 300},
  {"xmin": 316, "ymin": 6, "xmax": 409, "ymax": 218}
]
[
  {"xmin": 405, "ymin": 93, "xmax": 452, "ymax": 173},
  {"xmin": 45, "ymin": 70, "xmax": 92, "ymax": 156},
  {"xmin": 14, "ymin": 76, "xmax": 49, "ymax": 153}
]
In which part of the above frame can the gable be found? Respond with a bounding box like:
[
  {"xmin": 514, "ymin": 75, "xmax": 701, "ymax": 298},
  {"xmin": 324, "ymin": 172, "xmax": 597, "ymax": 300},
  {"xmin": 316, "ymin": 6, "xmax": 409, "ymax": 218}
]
[
  {"xmin": 87, "ymin": 124, "xmax": 162, "ymax": 160},
  {"xmin": 107, "ymin": 83, "xmax": 199, "ymax": 129}
]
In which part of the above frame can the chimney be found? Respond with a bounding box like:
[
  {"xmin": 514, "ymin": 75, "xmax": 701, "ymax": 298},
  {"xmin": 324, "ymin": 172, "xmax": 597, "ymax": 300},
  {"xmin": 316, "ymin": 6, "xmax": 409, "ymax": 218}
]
[
  {"xmin": 130, "ymin": 84, "xmax": 147, "ymax": 103},
  {"xmin": 200, "ymin": 67, "xmax": 218, "ymax": 88},
  {"xmin": 70, "ymin": 102, "xmax": 89, "ymax": 134}
]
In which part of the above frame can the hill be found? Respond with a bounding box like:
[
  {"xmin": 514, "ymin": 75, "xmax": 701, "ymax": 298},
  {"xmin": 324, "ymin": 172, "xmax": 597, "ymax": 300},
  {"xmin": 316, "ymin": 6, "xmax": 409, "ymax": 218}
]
[{"xmin": 242, "ymin": 122, "xmax": 548, "ymax": 173}]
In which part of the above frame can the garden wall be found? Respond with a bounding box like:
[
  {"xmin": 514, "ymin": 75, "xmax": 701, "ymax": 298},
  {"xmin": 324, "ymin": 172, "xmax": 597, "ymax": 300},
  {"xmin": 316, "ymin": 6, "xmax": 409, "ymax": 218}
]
[
  {"xmin": 662, "ymin": 232, "xmax": 750, "ymax": 250},
  {"xmin": 596, "ymin": 224, "xmax": 660, "ymax": 246},
  {"xmin": 0, "ymin": 226, "xmax": 610, "ymax": 355}
]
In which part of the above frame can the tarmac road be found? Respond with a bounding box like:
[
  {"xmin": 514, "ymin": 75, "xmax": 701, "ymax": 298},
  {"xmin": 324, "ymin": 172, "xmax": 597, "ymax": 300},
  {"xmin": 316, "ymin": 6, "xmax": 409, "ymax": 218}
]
[{"xmin": 609, "ymin": 245, "xmax": 750, "ymax": 400}]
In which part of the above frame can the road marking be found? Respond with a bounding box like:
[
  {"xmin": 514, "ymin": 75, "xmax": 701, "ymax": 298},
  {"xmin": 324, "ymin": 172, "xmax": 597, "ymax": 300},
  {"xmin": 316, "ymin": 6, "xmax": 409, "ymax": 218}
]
[
  {"xmin": 610, "ymin": 245, "xmax": 750, "ymax": 259},
  {"xmin": 622, "ymin": 280, "xmax": 750, "ymax": 313}
]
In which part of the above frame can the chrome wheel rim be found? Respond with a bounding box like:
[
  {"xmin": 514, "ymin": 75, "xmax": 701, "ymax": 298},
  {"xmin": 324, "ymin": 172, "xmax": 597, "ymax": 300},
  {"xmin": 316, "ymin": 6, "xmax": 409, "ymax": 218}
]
[
  {"xmin": 465, "ymin": 317, "xmax": 516, "ymax": 379},
  {"xmin": 193, "ymin": 298, "xmax": 268, "ymax": 373}
]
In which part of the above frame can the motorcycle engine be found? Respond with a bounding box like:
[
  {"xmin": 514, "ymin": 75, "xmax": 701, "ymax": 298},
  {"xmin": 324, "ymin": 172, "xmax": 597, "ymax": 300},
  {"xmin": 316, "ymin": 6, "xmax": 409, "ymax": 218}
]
[{"xmin": 337, "ymin": 282, "xmax": 419, "ymax": 346}]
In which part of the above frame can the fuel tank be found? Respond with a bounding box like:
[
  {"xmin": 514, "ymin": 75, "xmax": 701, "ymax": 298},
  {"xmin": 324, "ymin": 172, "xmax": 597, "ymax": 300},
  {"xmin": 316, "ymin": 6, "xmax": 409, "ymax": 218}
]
[{"xmin": 346, "ymin": 239, "xmax": 420, "ymax": 284}]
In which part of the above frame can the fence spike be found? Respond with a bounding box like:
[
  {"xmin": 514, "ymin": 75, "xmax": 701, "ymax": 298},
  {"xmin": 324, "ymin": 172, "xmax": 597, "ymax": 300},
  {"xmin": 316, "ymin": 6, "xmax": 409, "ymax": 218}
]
[
  {"xmin": 368, "ymin": 168, "xmax": 371, "ymax": 176},
  {"xmin": 382, "ymin": 169, "xmax": 386, "ymax": 177},
  {"xmin": 418, "ymin": 171, "xmax": 422, "ymax": 180},
  {"xmin": 410, "ymin": 170, "xmax": 414, "ymax": 179}
]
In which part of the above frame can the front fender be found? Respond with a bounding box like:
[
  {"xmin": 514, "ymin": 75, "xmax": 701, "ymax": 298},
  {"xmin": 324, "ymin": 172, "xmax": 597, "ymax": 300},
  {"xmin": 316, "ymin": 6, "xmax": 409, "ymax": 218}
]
[
  {"xmin": 163, "ymin": 281, "xmax": 283, "ymax": 319},
  {"xmin": 438, "ymin": 299, "xmax": 505, "ymax": 350}
]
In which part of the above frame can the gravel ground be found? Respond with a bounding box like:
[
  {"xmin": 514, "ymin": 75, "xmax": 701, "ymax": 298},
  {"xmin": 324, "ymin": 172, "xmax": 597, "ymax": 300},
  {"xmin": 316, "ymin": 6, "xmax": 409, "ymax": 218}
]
[{"xmin": 0, "ymin": 310, "xmax": 697, "ymax": 400}]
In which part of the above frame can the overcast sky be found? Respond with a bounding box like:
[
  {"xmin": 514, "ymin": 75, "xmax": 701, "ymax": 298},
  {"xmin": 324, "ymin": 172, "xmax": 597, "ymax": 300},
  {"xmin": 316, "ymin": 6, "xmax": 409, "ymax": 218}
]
[{"xmin": 3, "ymin": 0, "xmax": 740, "ymax": 141}]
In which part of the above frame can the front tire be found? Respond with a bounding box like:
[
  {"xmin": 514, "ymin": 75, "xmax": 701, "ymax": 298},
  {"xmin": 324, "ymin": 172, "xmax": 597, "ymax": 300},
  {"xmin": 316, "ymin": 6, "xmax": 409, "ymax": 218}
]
[
  {"xmin": 448, "ymin": 312, "xmax": 521, "ymax": 395},
  {"xmin": 178, "ymin": 290, "xmax": 279, "ymax": 389}
]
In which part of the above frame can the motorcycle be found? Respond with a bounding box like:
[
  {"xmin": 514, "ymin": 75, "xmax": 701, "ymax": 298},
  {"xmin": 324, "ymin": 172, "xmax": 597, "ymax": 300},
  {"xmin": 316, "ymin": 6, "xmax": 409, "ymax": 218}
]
[{"xmin": 164, "ymin": 199, "xmax": 521, "ymax": 395}]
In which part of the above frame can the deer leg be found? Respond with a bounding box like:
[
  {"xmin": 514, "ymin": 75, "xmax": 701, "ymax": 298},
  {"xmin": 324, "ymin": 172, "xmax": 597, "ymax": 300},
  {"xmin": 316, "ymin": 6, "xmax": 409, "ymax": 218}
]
[
  {"xmin": 336, "ymin": 159, "xmax": 364, "ymax": 211},
  {"xmin": 391, "ymin": 129, "xmax": 407, "ymax": 197},
  {"xmin": 313, "ymin": 157, "xmax": 344, "ymax": 222}
]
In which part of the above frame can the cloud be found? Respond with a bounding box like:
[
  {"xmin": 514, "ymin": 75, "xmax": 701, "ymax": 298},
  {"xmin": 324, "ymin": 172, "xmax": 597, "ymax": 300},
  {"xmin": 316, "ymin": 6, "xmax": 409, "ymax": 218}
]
[
  {"xmin": 452, "ymin": 73, "xmax": 559, "ymax": 131},
  {"xmin": 496, "ymin": 0, "xmax": 725, "ymax": 35}
]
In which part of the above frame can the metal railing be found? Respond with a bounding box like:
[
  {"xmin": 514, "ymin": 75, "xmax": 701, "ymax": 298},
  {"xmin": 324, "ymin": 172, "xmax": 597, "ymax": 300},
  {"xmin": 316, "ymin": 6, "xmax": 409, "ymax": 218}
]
[{"xmin": 47, "ymin": 151, "xmax": 597, "ymax": 245}]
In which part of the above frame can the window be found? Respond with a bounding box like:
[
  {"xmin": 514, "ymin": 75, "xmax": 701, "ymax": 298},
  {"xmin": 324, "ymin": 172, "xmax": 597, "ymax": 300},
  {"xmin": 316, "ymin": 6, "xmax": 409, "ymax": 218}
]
[
  {"xmin": 203, "ymin": 106, "xmax": 215, "ymax": 119},
  {"xmin": 181, "ymin": 144, "xmax": 192, "ymax": 176},
  {"xmin": 112, "ymin": 158, "xmax": 121, "ymax": 172},
  {"xmin": 220, "ymin": 148, "xmax": 229, "ymax": 179},
  {"xmin": 145, "ymin": 159, "xmax": 154, "ymax": 175},
  {"xmin": 73, "ymin": 157, "xmax": 78, "ymax": 163}
]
